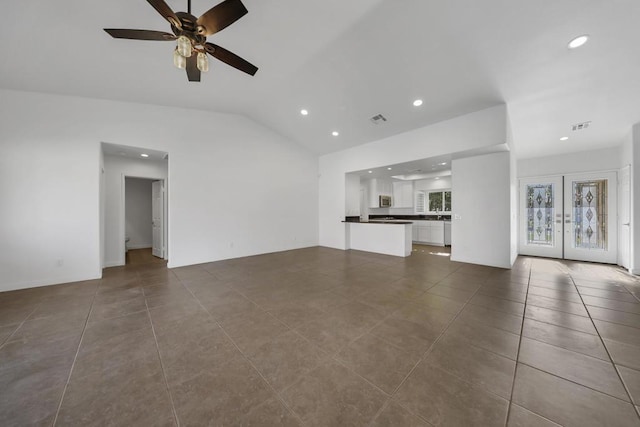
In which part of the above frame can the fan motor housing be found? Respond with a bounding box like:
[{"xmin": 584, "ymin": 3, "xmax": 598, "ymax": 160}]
[{"xmin": 173, "ymin": 12, "xmax": 206, "ymax": 44}]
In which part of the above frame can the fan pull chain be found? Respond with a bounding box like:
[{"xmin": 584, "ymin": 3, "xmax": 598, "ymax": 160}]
[{"xmin": 188, "ymin": 0, "xmax": 191, "ymax": 14}]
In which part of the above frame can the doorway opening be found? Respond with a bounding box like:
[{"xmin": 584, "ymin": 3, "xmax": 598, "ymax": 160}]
[
  {"xmin": 100, "ymin": 142, "xmax": 169, "ymax": 269},
  {"xmin": 519, "ymin": 171, "xmax": 620, "ymax": 264},
  {"xmin": 124, "ymin": 177, "xmax": 166, "ymax": 265}
]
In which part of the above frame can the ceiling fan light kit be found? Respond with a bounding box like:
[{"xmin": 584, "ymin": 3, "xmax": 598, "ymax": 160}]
[{"xmin": 104, "ymin": 0, "xmax": 258, "ymax": 82}]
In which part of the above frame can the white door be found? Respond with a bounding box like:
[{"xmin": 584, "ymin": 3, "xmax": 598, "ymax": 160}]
[
  {"xmin": 563, "ymin": 171, "xmax": 617, "ymax": 264},
  {"xmin": 152, "ymin": 180, "xmax": 164, "ymax": 258},
  {"xmin": 619, "ymin": 166, "xmax": 631, "ymax": 269},
  {"xmin": 519, "ymin": 176, "xmax": 564, "ymax": 258}
]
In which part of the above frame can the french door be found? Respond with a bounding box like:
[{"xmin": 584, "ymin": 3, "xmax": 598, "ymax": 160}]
[{"xmin": 519, "ymin": 172, "xmax": 617, "ymax": 264}]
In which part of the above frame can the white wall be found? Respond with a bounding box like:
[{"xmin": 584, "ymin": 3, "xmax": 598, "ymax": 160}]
[
  {"xmin": 414, "ymin": 177, "xmax": 452, "ymax": 191},
  {"xmin": 125, "ymin": 178, "xmax": 154, "ymax": 251},
  {"xmin": 518, "ymin": 146, "xmax": 622, "ymax": 177},
  {"xmin": 345, "ymin": 174, "xmax": 361, "ymax": 216},
  {"xmin": 507, "ymin": 116, "xmax": 518, "ymax": 265},
  {"xmin": 631, "ymin": 124, "xmax": 640, "ymax": 274},
  {"xmin": 452, "ymin": 152, "xmax": 513, "ymax": 268},
  {"xmin": 104, "ymin": 155, "xmax": 167, "ymax": 267},
  {"xmin": 319, "ymin": 105, "xmax": 507, "ymax": 251},
  {"xmin": 0, "ymin": 89, "xmax": 319, "ymax": 292}
]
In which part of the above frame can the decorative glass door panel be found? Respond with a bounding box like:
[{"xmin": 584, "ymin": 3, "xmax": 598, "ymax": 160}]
[
  {"xmin": 564, "ymin": 172, "xmax": 617, "ymax": 263},
  {"xmin": 527, "ymin": 184, "xmax": 555, "ymax": 246},
  {"xmin": 519, "ymin": 176, "xmax": 563, "ymax": 258},
  {"xmin": 571, "ymin": 180, "xmax": 607, "ymax": 250}
]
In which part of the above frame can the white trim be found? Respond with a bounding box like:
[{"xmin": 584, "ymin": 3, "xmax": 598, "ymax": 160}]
[
  {"xmin": 104, "ymin": 260, "xmax": 124, "ymax": 268},
  {"xmin": 0, "ymin": 272, "xmax": 102, "ymax": 293}
]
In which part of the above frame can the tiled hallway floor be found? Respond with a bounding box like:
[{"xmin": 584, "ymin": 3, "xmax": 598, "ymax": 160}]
[{"xmin": 2, "ymin": 246, "xmax": 640, "ymax": 426}]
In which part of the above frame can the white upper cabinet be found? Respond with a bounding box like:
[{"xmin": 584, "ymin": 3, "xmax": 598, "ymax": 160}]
[
  {"xmin": 367, "ymin": 178, "xmax": 393, "ymax": 208},
  {"xmin": 392, "ymin": 181, "xmax": 414, "ymax": 208}
]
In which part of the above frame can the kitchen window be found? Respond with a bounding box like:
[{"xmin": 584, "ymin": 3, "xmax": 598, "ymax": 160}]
[
  {"xmin": 428, "ymin": 190, "xmax": 451, "ymax": 213},
  {"xmin": 415, "ymin": 190, "xmax": 451, "ymax": 214}
]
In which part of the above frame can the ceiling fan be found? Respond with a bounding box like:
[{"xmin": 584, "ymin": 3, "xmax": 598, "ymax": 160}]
[{"xmin": 104, "ymin": 0, "xmax": 258, "ymax": 81}]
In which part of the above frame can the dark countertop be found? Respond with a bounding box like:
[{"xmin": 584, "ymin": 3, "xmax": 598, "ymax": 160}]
[
  {"xmin": 345, "ymin": 215, "xmax": 451, "ymax": 223},
  {"xmin": 342, "ymin": 220, "xmax": 413, "ymax": 225}
]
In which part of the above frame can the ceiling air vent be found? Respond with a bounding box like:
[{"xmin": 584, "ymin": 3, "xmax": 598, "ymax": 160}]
[
  {"xmin": 370, "ymin": 114, "xmax": 388, "ymax": 125},
  {"xmin": 572, "ymin": 121, "xmax": 591, "ymax": 131}
]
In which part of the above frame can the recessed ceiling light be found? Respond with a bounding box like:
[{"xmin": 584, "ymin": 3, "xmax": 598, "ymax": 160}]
[
  {"xmin": 300, "ymin": 109, "xmax": 308, "ymax": 116},
  {"xmin": 413, "ymin": 99, "xmax": 423, "ymax": 107},
  {"xmin": 439, "ymin": 162, "xmax": 447, "ymax": 166},
  {"xmin": 435, "ymin": 177, "xmax": 440, "ymax": 180},
  {"xmin": 387, "ymin": 167, "xmax": 392, "ymax": 170},
  {"xmin": 568, "ymin": 35, "xmax": 589, "ymax": 49},
  {"xmin": 560, "ymin": 136, "xmax": 569, "ymax": 141},
  {"xmin": 332, "ymin": 131, "xmax": 339, "ymax": 136},
  {"xmin": 140, "ymin": 153, "xmax": 149, "ymax": 158},
  {"xmin": 368, "ymin": 170, "xmax": 373, "ymax": 174}
]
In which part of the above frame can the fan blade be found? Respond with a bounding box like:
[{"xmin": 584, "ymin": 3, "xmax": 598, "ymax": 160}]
[
  {"xmin": 196, "ymin": 0, "xmax": 248, "ymax": 36},
  {"xmin": 186, "ymin": 55, "xmax": 201, "ymax": 82},
  {"xmin": 104, "ymin": 29, "xmax": 176, "ymax": 41},
  {"xmin": 147, "ymin": 0, "xmax": 181, "ymax": 28},
  {"xmin": 205, "ymin": 43, "xmax": 258, "ymax": 76}
]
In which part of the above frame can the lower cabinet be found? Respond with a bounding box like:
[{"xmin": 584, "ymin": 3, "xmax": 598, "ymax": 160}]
[{"xmin": 412, "ymin": 221, "xmax": 445, "ymax": 246}]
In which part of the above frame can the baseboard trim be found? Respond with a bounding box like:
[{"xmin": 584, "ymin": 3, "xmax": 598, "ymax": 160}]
[
  {"xmin": 104, "ymin": 260, "xmax": 124, "ymax": 268},
  {"xmin": 1, "ymin": 271, "xmax": 102, "ymax": 293}
]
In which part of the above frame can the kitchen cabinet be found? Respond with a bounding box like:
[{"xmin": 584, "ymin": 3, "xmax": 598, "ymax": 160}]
[
  {"xmin": 367, "ymin": 178, "xmax": 393, "ymax": 208},
  {"xmin": 412, "ymin": 220, "xmax": 445, "ymax": 246},
  {"xmin": 392, "ymin": 181, "xmax": 414, "ymax": 208}
]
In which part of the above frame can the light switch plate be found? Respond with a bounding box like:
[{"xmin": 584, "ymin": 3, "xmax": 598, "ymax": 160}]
[{"xmin": 454, "ymin": 214, "xmax": 462, "ymax": 220}]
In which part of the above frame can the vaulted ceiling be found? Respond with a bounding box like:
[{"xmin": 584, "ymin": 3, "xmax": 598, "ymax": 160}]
[{"xmin": 1, "ymin": 0, "xmax": 639, "ymax": 158}]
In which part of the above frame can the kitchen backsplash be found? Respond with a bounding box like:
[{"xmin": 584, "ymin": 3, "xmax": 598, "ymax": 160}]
[{"xmin": 368, "ymin": 207, "xmax": 415, "ymax": 216}]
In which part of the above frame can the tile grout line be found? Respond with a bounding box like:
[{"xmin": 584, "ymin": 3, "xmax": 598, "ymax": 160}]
[
  {"xmin": 569, "ymin": 274, "xmax": 640, "ymax": 420},
  {"xmin": 504, "ymin": 266, "xmax": 532, "ymax": 427},
  {"xmin": 0, "ymin": 303, "xmax": 42, "ymax": 349},
  {"xmin": 144, "ymin": 297, "xmax": 181, "ymax": 427},
  {"xmin": 180, "ymin": 278, "xmax": 308, "ymax": 427},
  {"xmin": 363, "ymin": 262, "xmax": 472, "ymax": 425},
  {"xmin": 50, "ymin": 287, "xmax": 99, "ymax": 427},
  {"xmin": 236, "ymin": 280, "xmax": 418, "ymax": 424},
  {"xmin": 367, "ymin": 266, "xmax": 498, "ymax": 423},
  {"xmin": 240, "ymin": 262, "xmax": 470, "ymax": 426}
]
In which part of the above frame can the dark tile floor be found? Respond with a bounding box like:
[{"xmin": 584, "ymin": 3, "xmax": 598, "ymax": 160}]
[{"xmin": 2, "ymin": 245, "xmax": 640, "ymax": 426}]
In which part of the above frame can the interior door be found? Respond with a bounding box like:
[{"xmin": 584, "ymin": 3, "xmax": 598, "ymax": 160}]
[
  {"xmin": 152, "ymin": 180, "xmax": 164, "ymax": 258},
  {"xmin": 519, "ymin": 176, "xmax": 564, "ymax": 258},
  {"xmin": 563, "ymin": 171, "xmax": 617, "ymax": 263},
  {"xmin": 619, "ymin": 166, "xmax": 631, "ymax": 269}
]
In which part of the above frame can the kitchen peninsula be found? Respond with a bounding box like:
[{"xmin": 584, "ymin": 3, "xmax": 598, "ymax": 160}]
[
  {"xmin": 344, "ymin": 215, "xmax": 452, "ymax": 257},
  {"xmin": 344, "ymin": 219, "xmax": 413, "ymax": 257}
]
